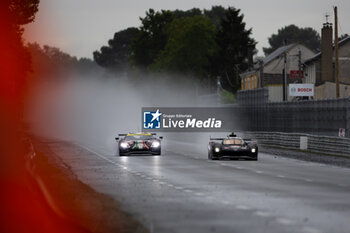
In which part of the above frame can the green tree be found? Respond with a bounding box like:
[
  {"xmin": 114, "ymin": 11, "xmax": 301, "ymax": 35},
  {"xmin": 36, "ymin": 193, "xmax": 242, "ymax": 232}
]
[
  {"xmin": 93, "ymin": 27, "xmax": 139, "ymax": 71},
  {"xmin": 172, "ymin": 8, "xmax": 202, "ymax": 18},
  {"xmin": 204, "ymin": 6, "xmax": 227, "ymax": 29},
  {"xmin": 0, "ymin": 0, "xmax": 40, "ymax": 99},
  {"xmin": 5, "ymin": 0, "xmax": 40, "ymax": 26},
  {"xmin": 212, "ymin": 7, "xmax": 256, "ymax": 92},
  {"xmin": 131, "ymin": 9, "xmax": 174, "ymax": 68},
  {"xmin": 263, "ymin": 24, "xmax": 320, "ymax": 55},
  {"xmin": 151, "ymin": 16, "xmax": 217, "ymax": 79},
  {"xmin": 28, "ymin": 43, "xmax": 102, "ymax": 78},
  {"xmin": 0, "ymin": 0, "xmax": 40, "ymax": 177}
]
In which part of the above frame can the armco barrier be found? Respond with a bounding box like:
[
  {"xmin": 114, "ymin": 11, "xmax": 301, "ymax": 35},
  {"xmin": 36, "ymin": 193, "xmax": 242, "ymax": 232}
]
[{"xmin": 240, "ymin": 131, "xmax": 350, "ymax": 158}]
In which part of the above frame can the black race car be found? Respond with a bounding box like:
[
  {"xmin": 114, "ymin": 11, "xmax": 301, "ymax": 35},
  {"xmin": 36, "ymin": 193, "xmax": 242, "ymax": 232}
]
[
  {"xmin": 115, "ymin": 133, "xmax": 163, "ymax": 156},
  {"xmin": 208, "ymin": 133, "xmax": 258, "ymax": 160}
]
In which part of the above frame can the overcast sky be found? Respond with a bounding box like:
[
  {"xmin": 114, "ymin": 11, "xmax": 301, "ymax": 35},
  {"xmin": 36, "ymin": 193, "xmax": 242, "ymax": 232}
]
[{"xmin": 23, "ymin": 0, "xmax": 350, "ymax": 59}]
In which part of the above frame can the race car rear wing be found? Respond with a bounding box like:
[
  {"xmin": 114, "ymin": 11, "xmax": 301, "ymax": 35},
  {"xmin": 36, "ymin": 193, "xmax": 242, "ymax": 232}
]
[
  {"xmin": 243, "ymin": 139, "xmax": 257, "ymax": 144},
  {"xmin": 118, "ymin": 133, "xmax": 157, "ymax": 136},
  {"xmin": 115, "ymin": 133, "xmax": 162, "ymax": 141},
  {"xmin": 115, "ymin": 133, "xmax": 127, "ymax": 141},
  {"xmin": 210, "ymin": 132, "xmax": 237, "ymax": 140},
  {"xmin": 209, "ymin": 137, "xmax": 224, "ymax": 141}
]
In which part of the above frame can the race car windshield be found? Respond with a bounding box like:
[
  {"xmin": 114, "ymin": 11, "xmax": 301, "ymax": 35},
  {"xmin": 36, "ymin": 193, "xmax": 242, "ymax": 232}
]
[
  {"xmin": 223, "ymin": 139, "xmax": 243, "ymax": 145},
  {"xmin": 124, "ymin": 135, "xmax": 154, "ymax": 140}
]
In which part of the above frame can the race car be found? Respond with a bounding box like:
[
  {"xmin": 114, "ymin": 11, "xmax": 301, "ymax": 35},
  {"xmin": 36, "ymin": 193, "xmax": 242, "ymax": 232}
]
[
  {"xmin": 208, "ymin": 132, "xmax": 258, "ymax": 160},
  {"xmin": 115, "ymin": 133, "xmax": 163, "ymax": 156}
]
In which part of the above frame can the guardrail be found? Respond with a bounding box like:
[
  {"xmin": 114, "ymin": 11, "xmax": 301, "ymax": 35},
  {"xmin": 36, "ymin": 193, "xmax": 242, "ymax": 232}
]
[{"xmin": 240, "ymin": 131, "xmax": 350, "ymax": 158}]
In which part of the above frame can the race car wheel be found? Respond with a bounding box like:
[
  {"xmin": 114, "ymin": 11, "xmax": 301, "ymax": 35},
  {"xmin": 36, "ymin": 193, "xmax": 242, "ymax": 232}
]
[
  {"xmin": 119, "ymin": 150, "xmax": 126, "ymax": 156},
  {"xmin": 208, "ymin": 151, "xmax": 213, "ymax": 160},
  {"xmin": 252, "ymin": 149, "xmax": 258, "ymax": 160},
  {"xmin": 208, "ymin": 151, "xmax": 218, "ymax": 160}
]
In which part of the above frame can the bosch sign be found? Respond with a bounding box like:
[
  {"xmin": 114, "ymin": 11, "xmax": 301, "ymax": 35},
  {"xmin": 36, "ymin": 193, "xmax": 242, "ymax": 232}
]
[
  {"xmin": 297, "ymin": 88, "xmax": 312, "ymax": 92},
  {"xmin": 289, "ymin": 84, "xmax": 314, "ymax": 97}
]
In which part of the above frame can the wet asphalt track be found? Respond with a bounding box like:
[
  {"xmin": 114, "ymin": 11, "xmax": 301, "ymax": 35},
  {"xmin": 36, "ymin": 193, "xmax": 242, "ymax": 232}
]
[{"xmin": 47, "ymin": 139, "xmax": 350, "ymax": 233}]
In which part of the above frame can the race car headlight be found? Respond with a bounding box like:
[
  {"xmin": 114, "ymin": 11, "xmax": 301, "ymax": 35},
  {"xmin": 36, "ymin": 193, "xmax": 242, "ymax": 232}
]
[
  {"xmin": 120, "ymin": 142, "xmax": 129, "ymax": 149},
  {"xmin": 214, "ymin": 147, "xmax": 220, "ymax": 153},
  {"xmin": 251, "ymin": 148, "xmax": 256, "ymax": 153},
  {"xmin": 152, "ymin": 141, "xmax": 160, "ymax": 148}
]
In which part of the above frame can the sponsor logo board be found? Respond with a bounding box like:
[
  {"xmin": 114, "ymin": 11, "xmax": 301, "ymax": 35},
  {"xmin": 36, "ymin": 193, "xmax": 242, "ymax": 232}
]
[{"xmin": 289, "ymin": 84, "xmax": 314, "ymax": 97}]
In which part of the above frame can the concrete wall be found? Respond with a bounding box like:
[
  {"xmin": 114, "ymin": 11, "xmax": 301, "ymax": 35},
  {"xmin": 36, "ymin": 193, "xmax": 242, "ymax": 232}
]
[
  {"xmin": 267, "ymin": 85, "xmax": 283, "ymax": 102},
  {"xmin": 315, "ymin": 81, "xmax": 350, "ymax": 99}
]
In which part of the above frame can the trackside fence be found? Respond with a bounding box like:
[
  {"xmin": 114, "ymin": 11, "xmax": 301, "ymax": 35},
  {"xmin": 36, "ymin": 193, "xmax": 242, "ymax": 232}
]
[
  {"xmin": 236, "ymin": 90, "xmax": 350, "ymax": 138},
  {"xmin": 240, "ymin": 131, "xmax": 350, "ymax": 158}
]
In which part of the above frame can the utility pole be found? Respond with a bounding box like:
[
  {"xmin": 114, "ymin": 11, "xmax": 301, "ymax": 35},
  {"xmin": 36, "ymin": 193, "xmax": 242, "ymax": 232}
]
[
  {"xmin": 298, "ymin": 49, "xmax": 302, "ymax": 80},
  {"xmin": 259, "ymin": 60, "xmax": 263, "ymax": 88},
  {"xmin": 334, "ymin": 6, "xmax": 340, "ymax": 98}
]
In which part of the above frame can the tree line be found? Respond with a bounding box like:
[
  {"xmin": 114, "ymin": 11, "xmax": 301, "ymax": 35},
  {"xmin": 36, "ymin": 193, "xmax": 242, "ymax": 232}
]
[
  {"xmin": 93, "ymin": 7, "xmax": 326, "ymax": 94},
  {"xmin": 1, "ymin": 0, "xmax": 39, "ymax": 105},
  {"xmin": 93, "ymin": 6, "xmax": 257, "ymax": 93}
]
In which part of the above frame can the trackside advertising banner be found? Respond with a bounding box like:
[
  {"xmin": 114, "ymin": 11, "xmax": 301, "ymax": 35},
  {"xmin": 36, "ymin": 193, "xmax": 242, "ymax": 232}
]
[
  {"xmin": 289, "ymin": 83, "xmax": 314, "ymax": 97},
  {"xmin": 142, "ymin": 107, "xmax": 240, "ymax": 132}
]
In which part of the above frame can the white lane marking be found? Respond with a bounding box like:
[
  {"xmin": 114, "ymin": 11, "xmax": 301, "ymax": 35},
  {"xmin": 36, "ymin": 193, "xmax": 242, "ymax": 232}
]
[
  {"xmin": 254, "ymin": 211, "xmax": 271, "ymax": 217},
  {"xmin": 301, "ymin": 226, "xmax": 322, "ymax": 233},
  {"xmin": 77, "ymin": 143, "xmax": 204, "ymax": 198},
  {"xmin": 255, "ymin": 170, "xmax": 264, "ymax": 174},
  {"xmin": 277, "ymin": 175, "xmax": 285, "ymax": 178},
  {"xmin": 221, "ymin": 201, "xmax": 230, "ymax": 205},
  {"xmin": 235, "ymin": 205, "xmax": 251, "ymax": 210},
  {"xmin": 304, "ymin": 179, "xmax": 314, "ymax": 182},
  {"xmin": 77, "ymin": 143, "xmax": 118, "ymax": 165},
  {"xmin": 79, "ymin": 142, "xmax": 316, "ymax": 231},
  {"xmin": 275, "ymin": 218, "xmax": 294, "ymax": 225}
]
